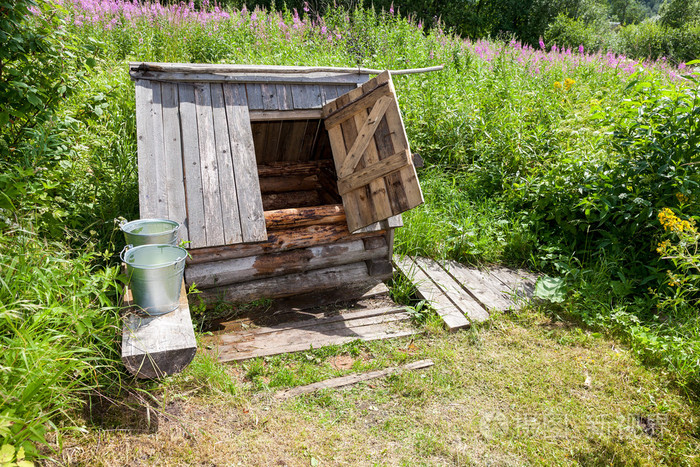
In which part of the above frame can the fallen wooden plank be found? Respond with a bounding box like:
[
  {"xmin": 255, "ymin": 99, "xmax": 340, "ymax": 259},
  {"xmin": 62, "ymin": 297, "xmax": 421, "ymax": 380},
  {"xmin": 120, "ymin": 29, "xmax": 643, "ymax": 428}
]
[
  {"xmin": 217, "ymin": 325, "xmax": 415, "ymax": 362},
  {"xmin": 275, "ymin": 359, "xmax": 434, "ymax": 400},
  {"xmin": 218, "ymin": 307, "xmax": 409, "ymax": 344},
  {"xmin": 414, "ymin": 257, "xmax": 489, "ymax": 323},
  {"xmin": 441, "ymin": 260, "xmax": 514, "ymax": 311},
  {"xmin": 393, "ymin": 255, "xmax": 471, "ymax": 331},
  {"xmin": 209, "ymin": 307, "xmax": 415, "ymax": 361},
  {"xmin": 121, "ymin": 279, "xmax": 197, "ymax": 379}
]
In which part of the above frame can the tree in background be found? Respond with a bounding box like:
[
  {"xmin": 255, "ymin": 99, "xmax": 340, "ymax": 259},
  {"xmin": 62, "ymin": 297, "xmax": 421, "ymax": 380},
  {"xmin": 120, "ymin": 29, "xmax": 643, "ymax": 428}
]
[{"xmin": 659, "ymin": 0, "xmax": 700, "ymax": 27}]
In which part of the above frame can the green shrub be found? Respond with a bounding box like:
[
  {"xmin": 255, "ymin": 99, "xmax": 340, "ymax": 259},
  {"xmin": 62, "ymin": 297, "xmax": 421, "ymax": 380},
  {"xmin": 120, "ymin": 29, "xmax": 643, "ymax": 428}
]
[{"xmin": 617, "ymin": 20, "xmax": 700, "ymax": 63}]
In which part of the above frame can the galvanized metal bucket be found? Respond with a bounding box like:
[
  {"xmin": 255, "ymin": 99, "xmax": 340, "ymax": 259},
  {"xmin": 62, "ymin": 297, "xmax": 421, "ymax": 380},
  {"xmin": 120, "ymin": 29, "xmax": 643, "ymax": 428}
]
[
  {"xmin": 120, "ymin": 244, "xmax": 187, "ymax": 316},
  {"xmin": 120, "ymin": 219, "xmax": 181, "ymax": 246}
]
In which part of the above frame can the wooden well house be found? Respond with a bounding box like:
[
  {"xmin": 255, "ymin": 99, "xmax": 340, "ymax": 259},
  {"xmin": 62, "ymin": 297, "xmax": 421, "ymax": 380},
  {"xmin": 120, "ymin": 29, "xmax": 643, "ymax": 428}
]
[{"xmin": 130, "ymin": 62, "xmax": 425, "ymax": 307}]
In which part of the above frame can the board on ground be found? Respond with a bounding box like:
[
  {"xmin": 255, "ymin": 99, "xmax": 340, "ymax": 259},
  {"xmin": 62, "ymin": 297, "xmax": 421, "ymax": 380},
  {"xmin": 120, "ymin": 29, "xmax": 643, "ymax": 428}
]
[{"xmin": 393, "ymin": 255, "xmax": 538, "ymax": 331}]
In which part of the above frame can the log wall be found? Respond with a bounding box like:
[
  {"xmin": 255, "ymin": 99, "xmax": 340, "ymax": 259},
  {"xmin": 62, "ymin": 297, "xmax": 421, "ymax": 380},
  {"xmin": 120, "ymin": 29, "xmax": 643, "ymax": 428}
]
[{"xmin": 185, "ymin": 203, "xmax": 394, "ymax": 307}]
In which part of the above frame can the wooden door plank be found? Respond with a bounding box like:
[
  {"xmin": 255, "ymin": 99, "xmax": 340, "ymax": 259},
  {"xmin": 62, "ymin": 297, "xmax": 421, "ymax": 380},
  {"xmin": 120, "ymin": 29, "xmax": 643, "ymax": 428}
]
[
  {"xmin": 339, "ymin": 95, "xmax": 393, "ymax": 177},
  {"xmin": 178, "ymin": 83, "xmax": 207, "ymax": 248},
  {"xmin": 211, "ymin": 83, "xmax": 244, "ymax": 245},
  {"xmin": 441, "ymin": 260, "xmax": 514, "ymax": 311},
  {"xmin": 393, "ymin": 255, "xmax": 471, "ymax": 331},
  {"xmin": 323, "ymin": 83, "xmax": 392, "ymax": 128},
  {"xmin": 338, "ymin": 149, "xmax": 410, "ymax": 195},
  {"xmin": 194, "ymin": 83, "xmax": 226, "ymax": 246},
  {"xmin": 414, "ymin": 257, "xmax": 490, "ymax": 323},
  {"xmin": 160, "ymin": 82, "xmax": 189, "ymax": 243},
  {"xmin": 135, "ymin": 80, "xmax": 158, "ymax": 219},
  {"xmin": 327, "ymin": 125, "xmax": 365, "ymax": 229},
  {"xmin": 223, "ymin": 83, "xmax": 268, "ymax": 243},
  {"xmin": 339, "ymin": 113, "xmax": 377, "ymax": 231}
]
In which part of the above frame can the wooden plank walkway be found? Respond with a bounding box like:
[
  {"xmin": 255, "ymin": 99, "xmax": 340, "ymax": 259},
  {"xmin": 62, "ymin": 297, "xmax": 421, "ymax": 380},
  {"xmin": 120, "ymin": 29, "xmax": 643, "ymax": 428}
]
[
  {"xmin": 209, "ymin": 306, "xmax": 416, "ymax": 362},
  {"xmin": 393, "ymin": 255, "xmax": 538, "ymax": 331}
]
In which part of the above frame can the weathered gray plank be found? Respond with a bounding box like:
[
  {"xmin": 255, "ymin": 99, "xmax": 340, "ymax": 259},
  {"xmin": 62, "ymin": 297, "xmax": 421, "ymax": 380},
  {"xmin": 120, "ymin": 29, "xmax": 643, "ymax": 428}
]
[
  {"xmin": 249, "ymin": 109, "xmax": 321, "ymax": 121},
  {"xmin": 441, "ymin": 260, "xmax": 514, "ymax": 311},
  {"xmin": 160, "ymin": 82, "xmax": 188, "ymax": 243},
  {"xmin": 415, "ymin": 257, "xmax": 489, "ymax": 323},
  {"xmin": 223, "ymin": 84, "xmax": 268, "ymax": 243},
  {"xmin": 194, "ymin": 83, "xmax": 226, "ymax": 246},
  {"xmin": 213, "ymin": 307, "xmax": 415, "ymax": 361},
  {"xmin": 261, "ymin": 83, "xmax": 278, "ymax": 110},
  {"xmin": 292, "ymin": 84, "xmax": 323, "ymax": 109},
  {"xmin": 393, "ymin": 255, "xmax": 471, "ymax": 331},
  {"xmin": 134, "ymin": 80, "xmax": 157, "ymax": 218},
  {"xmin": 131, "ymin": 71, "xmax": 371, "ymax": 85},
  {"xmin": 149, "ymin": 82, "xmax": 169, "ymax": 218},
  {"xmin": 276, "ymin": 84, "xmax": 293, "ymax": 110},
  {"xmin": 321, "ymin": 85, "xmax": 339, "ymax": 105},
  {"xmin": 210, "ymin": 83, "xmax": 243, "ymax": 245},
  {"xmin": 122, "ymin": 279, "xmax": 197, "ymax": 379},
  {"xmin": 178, "ymin": 83, "xmax": 207, "ymax": 248},
  {"xmin": 275, "ymin": 359, "xmax": 434, "ymax": 399},
  {"xmin": 245, "ymin": 83, "xmax": 264, "ymax": 110}
]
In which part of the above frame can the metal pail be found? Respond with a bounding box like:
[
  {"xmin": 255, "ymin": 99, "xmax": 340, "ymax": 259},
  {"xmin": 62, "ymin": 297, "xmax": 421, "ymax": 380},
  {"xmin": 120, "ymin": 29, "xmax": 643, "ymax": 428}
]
[
  {"xmin": 120, "ymin": 219, "xmax": 180, "ymax": 246},
  {"xmin": 120, "ymin": 244, "xmax": 187, "ymax": 315}
]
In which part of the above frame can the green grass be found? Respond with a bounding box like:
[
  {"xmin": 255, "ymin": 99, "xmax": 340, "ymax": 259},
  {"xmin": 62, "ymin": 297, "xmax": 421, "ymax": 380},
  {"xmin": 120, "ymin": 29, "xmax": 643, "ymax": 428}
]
[{"xmin": 47, "ymin": 309, "xmax": 700, "ymax": 465}]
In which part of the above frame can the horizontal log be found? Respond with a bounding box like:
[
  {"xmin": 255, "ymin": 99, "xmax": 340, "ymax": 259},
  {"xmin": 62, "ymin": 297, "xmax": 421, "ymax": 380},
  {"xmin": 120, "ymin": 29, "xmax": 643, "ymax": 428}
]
[
  {"xmin": 187, "ymin": 223, "xmax": 387, "ymax": 264},
  {"xmin": 195, "ymin": 262, "xmax": 377, "ymax": 305},
  {"xmin": 259, "ymin": 174, "xmax": 320, "ymax": 193},
  {"xmin": 186, "ymin": 237, "xmax": 389, "ymax": 289},
  {"xmin": 256, "ymin": 160, "xmax": 332, "ymax": 177},
  {"xmin": 264, "ymin": 204, "xmax": 345, "ymax": 230},
  {"xmin": 262, "ymin": 190, "xmax": 321, "ymax": 211}
]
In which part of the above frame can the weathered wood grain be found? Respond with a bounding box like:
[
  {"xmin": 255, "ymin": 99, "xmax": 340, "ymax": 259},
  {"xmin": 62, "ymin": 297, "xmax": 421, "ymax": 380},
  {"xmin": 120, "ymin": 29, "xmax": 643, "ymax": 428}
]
[
  {"xmin": 275, "ymin": 359, "xmax": 434, "ymax": 399},
  {"xmin": 185, "ymin": 238, "xmax": 388, "ymax": 288},
  {"xmin": 194, "ymin": 83, "xmax": 226, "ymax": 246},
  {"xmin": 256, "ymin": 160, "xmax": 332, "ymax": 177},
  {"xmin": 338, "ymin": 149, "xmax": 410, "ymax": 195},
  {"xmin": 211, "ymin": 83, "xmax": 243, "ymax": 245},
  {"xmin": 414, "ymin": 257, "xmax": 489, "ymax": 323},
  {"xmin": 122, "ymin": 279, "xmax": 197, "ymax": 379},
  {"xmin": 178, "ymin": 83, "xmax": 207, "ymax": 248},
  {"xmin": 187, "ymin": 224, "xmax": 386, "ymax": 264},
  {"xmin": 160, "ymin": 82, "xmax": 189, "ymax": 242},
  {"xmin": 261, "ymin": 190, "xmax": 321, "ymax": 211},
  {"xmin": 440, "ymin": 260, "xmax": 514, "ymax": 311},
  {"xmin": 223, "ymin": 83, "xmax": 268, "ymax": 243},
  {"xmin": 196, "ymin": 262, "xmax": 378, "ymax": 304},
  {"xmin": 393, "ymin": 255, "xmax": 471, "ymax": 331},
  {"xmin": 263, "ymin": 204, "xmax": 345, "ymax": 230}
]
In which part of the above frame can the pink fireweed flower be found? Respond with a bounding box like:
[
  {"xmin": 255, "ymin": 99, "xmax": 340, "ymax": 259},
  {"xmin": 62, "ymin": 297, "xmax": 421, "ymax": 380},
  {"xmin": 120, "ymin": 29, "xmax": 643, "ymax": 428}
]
[
  {"xmin": 389, "ymin": 3, "xmax": 394, "ymax": 15},
  {"xmin": 539, "ymin": 37, "xmax": 545, "ymax": 49},
  {"xmin": 578, "ymin": 44, "xmax": 584, "ymax": 54}
]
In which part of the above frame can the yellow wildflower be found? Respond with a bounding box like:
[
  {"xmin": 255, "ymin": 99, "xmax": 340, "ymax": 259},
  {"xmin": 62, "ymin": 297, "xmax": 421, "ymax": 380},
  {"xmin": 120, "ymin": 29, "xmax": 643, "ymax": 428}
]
[
  {"xmin": 676, "ymin": 192, "xmax": 690, "ymax": 204},
  {"xmin": 564, "ymin": 78, "xmax": 576, "ymax": 90},
  {"xmin": 656, "ymin": 240, "xmax": 671, "ymax": 254},
  {"xmin": 553, "ymin": 81, "xmax": 562, "ymax": 90},
  {"xmin": 658, "ymin": 207, "xmax": 697, "ymax": 234}
]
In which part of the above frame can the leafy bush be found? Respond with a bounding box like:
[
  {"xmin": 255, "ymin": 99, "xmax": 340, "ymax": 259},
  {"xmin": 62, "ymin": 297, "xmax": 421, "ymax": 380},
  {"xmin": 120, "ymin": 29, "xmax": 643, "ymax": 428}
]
[{"xmin": 617, "ymin": 20, "xmax": 700, "ymax": 63}]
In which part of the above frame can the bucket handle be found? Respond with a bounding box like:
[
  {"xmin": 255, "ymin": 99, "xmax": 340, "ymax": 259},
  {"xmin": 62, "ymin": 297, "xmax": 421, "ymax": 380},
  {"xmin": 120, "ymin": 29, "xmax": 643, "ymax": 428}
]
[{"xmin": 119, "ymin": 244, "xmax": 133, "ymax": 263}]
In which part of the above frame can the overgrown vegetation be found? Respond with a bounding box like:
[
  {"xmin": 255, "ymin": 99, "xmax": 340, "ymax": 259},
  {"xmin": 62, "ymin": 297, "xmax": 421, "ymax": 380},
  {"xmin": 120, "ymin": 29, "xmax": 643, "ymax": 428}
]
[{"xmin": 0, "ymin": 0, "xmax": 698, "ymax": 462}]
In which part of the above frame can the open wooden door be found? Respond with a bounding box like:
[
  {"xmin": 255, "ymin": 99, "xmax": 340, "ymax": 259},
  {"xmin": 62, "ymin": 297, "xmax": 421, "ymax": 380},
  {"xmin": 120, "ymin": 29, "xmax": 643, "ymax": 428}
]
[
  {"xmin": 134, "ymin": 80, "xmax": 267, "ymax": 249},
  {"xmin": 322, "ymin": 71, "xmax": 424, "ymax": 233}
]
